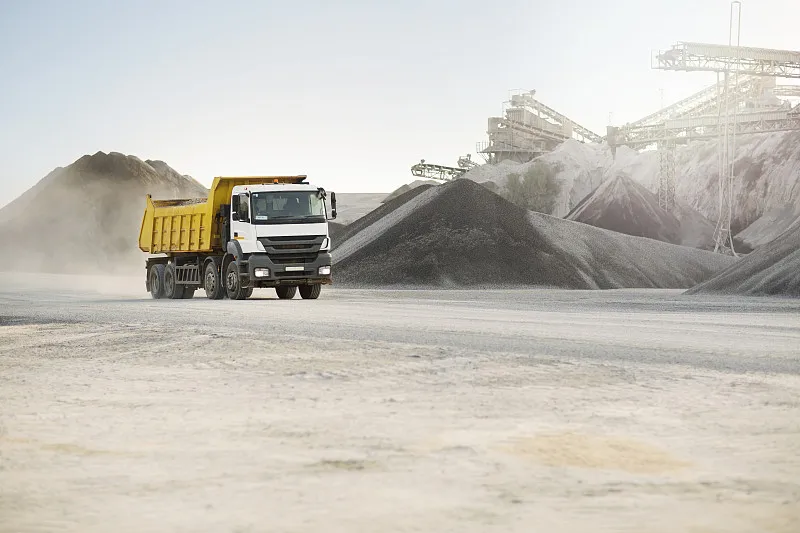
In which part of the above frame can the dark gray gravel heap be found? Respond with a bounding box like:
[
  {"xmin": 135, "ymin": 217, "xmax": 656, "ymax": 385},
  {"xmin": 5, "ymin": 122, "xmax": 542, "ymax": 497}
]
[
  {"xmin": 330, "ymin": 184, "xmax": 436, "ymax": 250},
  {"xmin": 333, "ymin": 179, "xmax": 734, "ymax": 288}
]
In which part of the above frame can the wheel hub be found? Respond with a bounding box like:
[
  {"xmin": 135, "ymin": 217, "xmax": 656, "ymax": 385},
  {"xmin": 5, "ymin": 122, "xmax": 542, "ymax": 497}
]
[{"xmin": 226, "ymin": 271, "xmax": 238, "ymax": 291}]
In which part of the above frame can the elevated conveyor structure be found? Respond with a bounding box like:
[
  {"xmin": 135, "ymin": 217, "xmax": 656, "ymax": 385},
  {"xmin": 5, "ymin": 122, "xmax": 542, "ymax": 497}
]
[
  {"xmin": 622, "ymin": 75, "xmax": 758, "ymax": 131},
  {"xmin": 457, "ymin": 154, "xmax": 479, "ymax": 170},
  {"xmin": 409, "ymin": 155, "xmax": 481, "ymax": 182},
  {"xmin": 604, "ymin": 77, "xmax": 800, "ymax": 152},
  {"xmin": 653, "ymin": 42, "xmax": 800, "ymax": 78},
  {"xmin": 608, "ymin": 103, "xmax": 800, "ymax": 150},
  {"xmin": 771, "ymin": 85, "xmax": 800, "ymax": 98},
  {"xmin": 410, "ymin": 161, "xmax": 465, "ymax": 181}
]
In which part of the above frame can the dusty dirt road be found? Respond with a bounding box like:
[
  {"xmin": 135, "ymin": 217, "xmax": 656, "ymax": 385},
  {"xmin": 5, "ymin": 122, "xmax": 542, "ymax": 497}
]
[{"xmin": 1, "ymin": 273, "xmax": 799, "ymax": 533}]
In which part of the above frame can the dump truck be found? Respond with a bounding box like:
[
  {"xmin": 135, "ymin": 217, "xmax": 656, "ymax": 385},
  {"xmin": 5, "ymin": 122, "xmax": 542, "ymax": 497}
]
[{"xmin": 138, "ymin": 175, "xmax": 337, "ymax": 300}]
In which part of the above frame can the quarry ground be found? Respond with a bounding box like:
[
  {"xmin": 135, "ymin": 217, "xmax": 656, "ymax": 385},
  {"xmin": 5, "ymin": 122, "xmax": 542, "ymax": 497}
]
[{"xmin": 1, "ymin": 273, "xmax": 799, "ymax": 533}]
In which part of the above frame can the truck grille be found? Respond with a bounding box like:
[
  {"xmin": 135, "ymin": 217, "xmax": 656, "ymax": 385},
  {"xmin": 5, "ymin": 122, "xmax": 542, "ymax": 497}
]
[{"xmin": 257, "ymin": 235, "xmax": 325, "ymax": 265}]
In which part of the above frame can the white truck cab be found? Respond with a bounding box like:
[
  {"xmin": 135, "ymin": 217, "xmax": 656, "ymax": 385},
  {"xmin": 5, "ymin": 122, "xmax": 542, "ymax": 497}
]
[
  {"xmin": 230, "ymin": 183, "xmax": 334, "ymax": 253},
  {"xmin": 225, "ymin": 181, "xmax": 337, "ymax": 299}
]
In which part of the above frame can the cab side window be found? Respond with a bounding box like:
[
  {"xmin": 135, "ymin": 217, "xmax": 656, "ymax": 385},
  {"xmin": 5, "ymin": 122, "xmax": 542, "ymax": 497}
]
[{"xmin": 238, "ymin": 193, "xmax": 250, "ymax": 222}]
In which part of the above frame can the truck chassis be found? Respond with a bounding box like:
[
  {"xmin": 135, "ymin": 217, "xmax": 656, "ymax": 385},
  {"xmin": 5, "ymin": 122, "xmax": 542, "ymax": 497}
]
[{"xmin": 146, "ymin": 252, "xmax": 331, "ymax": 300}]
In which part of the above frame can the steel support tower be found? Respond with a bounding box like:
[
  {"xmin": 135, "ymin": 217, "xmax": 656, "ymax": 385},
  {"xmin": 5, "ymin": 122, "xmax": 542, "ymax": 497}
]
[{"xmin": 657, "ymin": 141, "xmax": 677, "ymax": 210}]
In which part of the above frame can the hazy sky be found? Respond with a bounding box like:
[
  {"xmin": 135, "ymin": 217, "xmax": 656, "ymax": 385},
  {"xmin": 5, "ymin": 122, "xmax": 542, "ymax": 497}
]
[{"xmin": 1, "ymin": 0, "xmax": 798, "ymax": 206}]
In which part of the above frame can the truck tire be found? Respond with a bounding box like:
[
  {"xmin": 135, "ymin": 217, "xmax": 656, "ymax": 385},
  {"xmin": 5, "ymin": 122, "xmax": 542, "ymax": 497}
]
[
  {"xmin": 225, "ymin": 262, "xmax": 249, "ymax": 300},
  {"xmin": 299, "ymin": 284, "xmax": 321, "ymax": 300},
  {"xmin": 244, "ymin": 287, "xmax": 254, "ymax": 298},
  {"xmin": 275, "ymin": 286, "xmax": 297, "ymax": 299},
  {"xmin": 163, "ymin": 263, "xmax": 184, "ymax": 299},
  {"xmin": 149, "ymin": 264, "xmax": 166, "ymax": 299},
  {"xmin": 204, "ymin": 262, "xmax": 225, "ymax": 300}
]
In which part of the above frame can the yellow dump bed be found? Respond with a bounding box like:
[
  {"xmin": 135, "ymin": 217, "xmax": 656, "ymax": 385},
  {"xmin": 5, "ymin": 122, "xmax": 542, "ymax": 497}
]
[{"xmin": 138, "ymin": 175, "xmax": 307, "ymax": 254}]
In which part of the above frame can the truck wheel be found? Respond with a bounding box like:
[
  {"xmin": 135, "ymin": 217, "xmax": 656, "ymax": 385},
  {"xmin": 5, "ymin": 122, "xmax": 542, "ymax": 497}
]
[
  {"xmin": 275, "ymin": 286, "xmax": 297, "ymax": 299},
  {"xmin": 163, "ymin": 263, "xmax": 184, "ymax": 299},
  {"xmin": 149, "ymin": 264, "xmax": 165, "ymax": 299},
  {"xmin": 299, "ymin": 284, "xmax": 321, "ymax": 300},
  {"xmin": 244, "ymin": 287, "xmax": 254, "ymax": 298},
  {"xmin": 204, "ymin": 262, "xmax": 225, "ymax": 300},
  {"xmin": 225, "ymin": 262, "xmax": 248, "ymax": 300}
]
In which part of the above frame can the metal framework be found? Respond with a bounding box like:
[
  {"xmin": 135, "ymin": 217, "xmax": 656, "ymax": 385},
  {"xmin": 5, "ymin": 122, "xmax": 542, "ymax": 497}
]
[
  {"xmin": 604, "ymin": 75, "xmax": 800, "ymax": 150},
  {"xmin": 409, "ymin": 153, "xmax": 482, "ymax": 181},
  {"xmin": 507, "ymin": 91, "xmax": 604, "ymax": 143},
  {"xmin": 410, "ymin": 160, "xmax": 465, "ymax": 181},
  {"xmin": 608, "ymin": 106, "xmax": 800, "ymax": 150},
  {"xmin": 457, "ymin": 154, "xmax": 479, "ymax": 169},
  {"xmin": 650, "ymin": 5, "xmax": 800, "ymax": 254},
  {"xmin": 653, "ymin": 42, "xmax": 800, "ymax": 78},
  {"xmin": 622, "ymin": 75, "xmax": 758, "ymax": 132},
  {"xmin": 479, "ymin": 90, "xmax": 603, "ymax": 164},
  {"xmin": 607, "ymin": 77, "xmax": 800, "ymax": 151},
  {"xmin": 772, "ymin": 85, "xmax": 800, "ymax": 98}
]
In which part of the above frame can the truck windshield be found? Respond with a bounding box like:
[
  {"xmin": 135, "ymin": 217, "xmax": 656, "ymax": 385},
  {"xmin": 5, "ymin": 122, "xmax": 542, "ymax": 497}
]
[{"xmin": 250, "ymin": 191, "xmax": 326, "ymax": 225}]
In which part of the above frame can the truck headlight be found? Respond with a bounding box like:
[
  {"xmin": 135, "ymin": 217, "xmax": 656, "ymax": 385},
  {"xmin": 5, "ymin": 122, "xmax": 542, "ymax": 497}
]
[
  {"xmin": 254, "ymin": 268, "xmax": 270, "ymax": 278},
  {"xmin": 318, "ymin": 266, "xmax": 331, "ymax": 275}
]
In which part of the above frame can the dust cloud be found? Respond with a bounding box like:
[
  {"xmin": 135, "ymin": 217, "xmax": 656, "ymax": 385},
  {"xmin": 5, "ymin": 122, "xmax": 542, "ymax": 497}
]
[{"xmin": 0, "ymin": 152, "xmax": 207, "ymax": 276}]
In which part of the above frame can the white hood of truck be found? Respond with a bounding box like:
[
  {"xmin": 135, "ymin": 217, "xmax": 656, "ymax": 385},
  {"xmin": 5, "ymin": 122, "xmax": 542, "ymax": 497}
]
[{"xmin": 254, "ymin": 223, "xmax": 328, "ymax": 238}]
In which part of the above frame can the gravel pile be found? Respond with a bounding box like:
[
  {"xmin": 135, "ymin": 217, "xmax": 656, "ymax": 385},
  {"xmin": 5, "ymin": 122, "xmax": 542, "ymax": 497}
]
[
  {"xmin": 331, "ymin": 184, "xmax": 437, "ymax": 252},
  {"xmin": 566, "ymin": 174, "xmax": 726, "ymax": 250},
  {"xmin": 686, "ymin": 218, "xmax": 800, "ymax": 297},
  {"xmin": 566, "ymin": 174, "xmax": 683, "ymax": 244},
  {"xmin": 0, "ymin": 151, "xmax": 207, "ymax": 274},
  {"xmin": 735, "ymin": 203, "xmax": 800, "ymax": 251},
  {"xmin": 332, "ymin": 179, "xmax": 734, "ymax": 288}
]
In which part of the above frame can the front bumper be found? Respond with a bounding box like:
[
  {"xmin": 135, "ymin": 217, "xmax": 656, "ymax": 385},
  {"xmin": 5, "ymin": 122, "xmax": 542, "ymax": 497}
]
[{"xmin": 246, "ymin": 252, "xmax": 332, "ymax": 287}]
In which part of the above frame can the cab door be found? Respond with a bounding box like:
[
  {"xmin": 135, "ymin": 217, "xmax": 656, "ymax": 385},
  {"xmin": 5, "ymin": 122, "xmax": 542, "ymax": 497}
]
[{"xmin": 230, "ymin": 192, "xmax": 258, "ymax": 251}]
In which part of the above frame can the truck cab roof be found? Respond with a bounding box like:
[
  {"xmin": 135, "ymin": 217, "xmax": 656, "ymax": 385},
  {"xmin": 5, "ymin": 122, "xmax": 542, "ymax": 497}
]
[{"xmin": 232, "ymin": 183, "xmax": 322, "ymax": 194}]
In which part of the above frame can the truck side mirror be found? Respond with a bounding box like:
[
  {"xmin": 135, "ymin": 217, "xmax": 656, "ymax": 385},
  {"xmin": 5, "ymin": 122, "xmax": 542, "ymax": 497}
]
[{"xmin": 330, "ymin": 192, "xmax": 337, "ymax": 220}]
